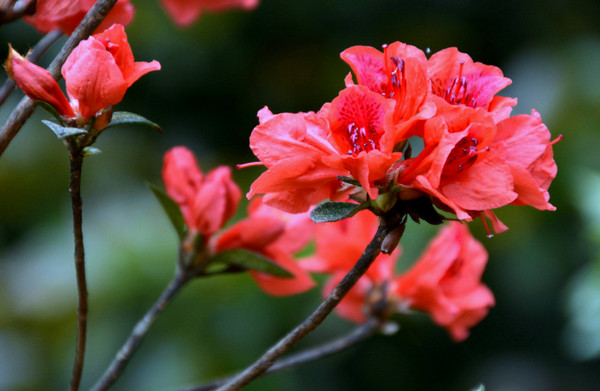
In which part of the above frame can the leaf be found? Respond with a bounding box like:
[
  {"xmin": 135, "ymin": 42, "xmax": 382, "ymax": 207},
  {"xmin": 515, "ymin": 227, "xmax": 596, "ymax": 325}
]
[
  {"xmin": 471, "ymin": 385, "xmax": 485, "ymax": 391},
  {"xmin": 104, "ymin": 111, "xmax": 162, "ymax": 133},
  {"xmin": 36, "ymin": 100, "xmax": 65, "ymax": 124},
  {"xmin": 41, "ymin": 120, "xmax": 87, "ymax": 139},
  {"xmin": 310, "ymin": 201, "xmax": 367, "ymax": 223},
  {"xmin": 210, "ymin": 249, "xmax": 294, "ymax": 278},
  {"xmin": 147, "ymin": 182, "xmax": 185, "ymax": 240},
  {"xmin": 337, "ymin": 175, "xmax": 361, "ymax": 186}
]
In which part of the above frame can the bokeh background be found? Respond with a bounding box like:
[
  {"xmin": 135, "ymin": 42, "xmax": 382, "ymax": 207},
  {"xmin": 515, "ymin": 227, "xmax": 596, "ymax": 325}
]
[{"xmin": 1, "ymin": 0, "xmax": 600, "ymax": 390}]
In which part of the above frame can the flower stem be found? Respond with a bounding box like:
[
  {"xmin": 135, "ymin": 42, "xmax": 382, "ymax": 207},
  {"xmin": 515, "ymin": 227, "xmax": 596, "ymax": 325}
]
[
  {"xmin": 0, "ymin": 0, "xmax": 119, "ymax": 157},
  {"xmin": 214, "ymin": 222, "xmax": 390, "ymax": 391},
  {"xmin": 90, "ymin": 270, "xmax": 194, "ymax": 391},
  {"xmin": 180, "ymin": 317, "xmax": 382, "ymax": 391},
  {"xmin": 0, "ymin": 28, "xmax": 64, "ymax": 107},
  {"xmin": 68, "ymin": 148, "xmax": 88, "ymax": 391}
]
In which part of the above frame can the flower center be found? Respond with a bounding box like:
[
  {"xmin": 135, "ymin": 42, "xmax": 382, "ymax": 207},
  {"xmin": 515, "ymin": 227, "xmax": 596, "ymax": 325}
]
[
  {"xmin": 444, "ymin": 137, "xmax": 488, "ymax": 175},
  {"xmin": 443, "ymin": 61, "xmax": 477, "ymax": 108},
  {"xmin": 345, "ymin": 122, "xmax": 381, "ymax": 155}
]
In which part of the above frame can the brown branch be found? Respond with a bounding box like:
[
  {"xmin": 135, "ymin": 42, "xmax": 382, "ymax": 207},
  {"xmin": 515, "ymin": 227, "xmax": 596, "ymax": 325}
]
[
  {"xmin": 0, "ymin": 28, "xmax": 63, "ymax": 107},
  {"xmin": 68, "ymin": 145, "xmax": 88, "ymax": 391},
  {"xmin": 181, "ymin": 317, "xmax": 382, "ymax": 391},
  {"xmin": 0, "ymin": 0, "xmax": 119, "ymax": 157},
  {"xmin": 213, "ymin": 222, "xmax": 391, "ymax": 391},
  {"xmin": 90, "ymin": 270, "xmax": 194, "ymax": 391}
]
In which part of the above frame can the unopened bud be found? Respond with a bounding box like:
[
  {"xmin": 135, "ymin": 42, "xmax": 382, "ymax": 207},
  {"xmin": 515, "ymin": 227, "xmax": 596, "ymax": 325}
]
[
  {"xmin": 381, "ymin": 224, "xmax": 405, "ymax": 254},
  {"xmin": 93, "ymin": 106, "xmax": 113, "ymax": 131}
]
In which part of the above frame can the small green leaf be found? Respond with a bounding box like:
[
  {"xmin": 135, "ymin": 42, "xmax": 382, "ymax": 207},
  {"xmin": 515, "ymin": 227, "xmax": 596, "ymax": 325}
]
[
  {"xmin": 147, "ymin": 182, "xmax": 185, "ymax": 240},
  {"xmin": 310, "ymin": 201, "xmax": 367, "ymax": 223},
  {"xmin": 82, "ymin": 146, "xmax": 102, "ymax": 156},
  {"xmin": 337, "ymin": 175, "xmax": 361, "ymax": 186},
  {"xmin": 471, "ymin": 385, "xmax": 485, "ymax": 391},
  {"xmin": 104, "ymin": 111, "xmax": 162, "ymax": 133},
  {"xmin": 210, "ymin": 249, "xmax": 294, "ymax": 278},
  {"xmin": 36, "ymin": 100, "xmax": 65, "ymax": 123},
  {"xmin": 41, "ymin": 120, "xmax": 87, "ymax": 139}
]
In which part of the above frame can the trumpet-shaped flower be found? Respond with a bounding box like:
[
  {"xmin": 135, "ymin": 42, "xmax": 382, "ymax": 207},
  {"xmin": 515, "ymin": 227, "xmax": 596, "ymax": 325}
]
[
  {"xmin": 428, "ymin": 47, "xmax": 516, "ymax": 121},
  {"xmin": 6, "ymin": 24, "xmax": 160, "ymax": 123},
  {"xmin": 163, "ymin": 146, "xmax": 241, "ymax": 237},
  {"xmin": 394, "ymin": 222, "xmax": 495, "ymax": 341},
  {"xmin": 213, "ymin": 198, "xmax": 315, "ymax": 296},
  {"xmin": 25, "ymin": 0, "xmax": 135, "ymax": 35}
]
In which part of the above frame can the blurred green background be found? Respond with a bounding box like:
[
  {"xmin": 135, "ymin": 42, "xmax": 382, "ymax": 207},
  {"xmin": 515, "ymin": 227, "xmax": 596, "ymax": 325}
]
[{"xmin": 1, "ymin": 0, "xmax": 600, "ymax": 390}]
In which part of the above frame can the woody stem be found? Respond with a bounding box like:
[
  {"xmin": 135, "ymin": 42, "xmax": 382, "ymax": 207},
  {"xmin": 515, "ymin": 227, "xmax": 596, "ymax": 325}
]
[
  {"xmin": 213, "ymin": 221, "xmax": 392, "ymax": 391},
  {"xmin": 90, "ymin": 268, "xmax": 194, "ymax": 391},
  {"xmin": 68, "ymin": 146, "xmax": 87, "ymax": 391},
  {"xmin": 0, "ymin": 0, "xmax": 119, "ymax": 157}
]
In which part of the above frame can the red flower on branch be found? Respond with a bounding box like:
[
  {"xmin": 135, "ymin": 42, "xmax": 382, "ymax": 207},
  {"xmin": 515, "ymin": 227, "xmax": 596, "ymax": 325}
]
[
  {"xmin": 159, "ymin": 0, "xmax": 259, "ymax": 27},
  {"xmin": 428, "ymin": 47, "xmax": 517, "ymax": 122},
  {"xmin": 163, "ymin": 146, "xmax": 241, "ymax": 238},
  {"xmin": 213, "ymin": 198, "xmax": 315, "ymax": 296},
  {"xmin": 394, "ymin": 222, "xmax": 495, "ymax": 341},
  {"xmin": 6, "ymin": 24, "xmax": 160, "ymax": 124},
  {"xmin": 25, "ymin": 0, "xmax": 135, "ymax": 35}
]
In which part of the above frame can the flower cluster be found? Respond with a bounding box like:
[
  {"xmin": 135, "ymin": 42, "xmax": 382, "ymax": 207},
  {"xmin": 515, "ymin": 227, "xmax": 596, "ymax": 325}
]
[
  {"xmin": 302, "ymin": 212, "xmax": 493, "ymax": 341},
  {"xmin": 247, "ymin": 42, "xmax": 560, "ymax": 232}
]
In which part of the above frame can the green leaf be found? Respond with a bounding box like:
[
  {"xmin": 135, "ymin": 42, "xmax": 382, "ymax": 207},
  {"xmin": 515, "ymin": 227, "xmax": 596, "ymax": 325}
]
[
  {"xmin": 337, "ymin": 175, "xmax": 361, "ymax": 186},
  {"xmin": 471, "ymin": 385, "xmax": 485, "ymax": 391},
  {"xmin": 210, "ymin": 249, "xmax": 294, "ymax": 278},
  {"xmin": 147, "ymin": 182, "xmax": 185, "ymax": 240},
  {"xmin": 41, "ymin": 120, "xmax": 87, "ymax": 139},
  {"xmin": 36, "ymin": 100, "xmax": 65, "ymax": 124},
  {"xmin": 104, "ymin": 111, "xmax": 162, "ymax": 133},
  {"xmin": 310, "ymin": 201, "xmax": 367, "ymax": 223}
]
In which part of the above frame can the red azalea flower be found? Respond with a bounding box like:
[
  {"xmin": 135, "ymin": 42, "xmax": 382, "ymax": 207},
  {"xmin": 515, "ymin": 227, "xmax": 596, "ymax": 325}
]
[
  {"xmin": 163, "ymin": 147, "xmax": 241, "ymax": 238},
  {"xmin": 394, "ymin": 222, "xmax": 495, "ymax": 341},
  {"xmin": 7, "ymin": 24, "xmax": 160, "ymax": 123},
  {"xmin": 159, "ymin": 0, "xmax": 259, "ymax": 27},
  {"xmin": 340, "ymin": 41, "xmax": 435, "ymax": 139},
  {"xmin": 247, "ymin": 85, "xmax": 402, "ymax": 212},
  {"xmin": 25, "ymin": 0, "xmax": 135, "ymax": 35},
  {"xmin": 213, "ymin": 198, "xmax": 315, "ymax": 296},
  {"xmin": 302, "ymin": 210, "xmax": 400, "ymax": 322},
  {"xmin": 63, "ymin": 24, "xmax": 161, "ymax": 121},
  {"xmin": 428, "ymin": 47, "xmax": 516, "ymax": 122},
  {"xmin": 396, "ymin": 104, "xmax": 559, "ymax": 230},
  {"xmin": 397, "ymin": 104, "xmax": 518, "ymax": 221}
]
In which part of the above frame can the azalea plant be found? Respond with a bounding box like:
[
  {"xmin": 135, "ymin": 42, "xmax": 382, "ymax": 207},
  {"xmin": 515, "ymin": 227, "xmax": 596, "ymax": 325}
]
[{"xmin": 0, "ymin": 1, "xmax": 563, "ymax": 390}]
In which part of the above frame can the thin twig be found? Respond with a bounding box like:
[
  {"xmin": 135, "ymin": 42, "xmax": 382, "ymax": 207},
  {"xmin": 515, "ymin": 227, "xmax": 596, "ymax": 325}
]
[
  {"xmin": 0, "ymin": 0, "xmax": 119, "ymax": 157},
  {"xmin": 68, "ymin": 146, "xmax": 88, "ymax": 391},
  {"xmin": 0, "ymin": 28, "xmax": 63, "ymax": 107},
  {"xmin": 214, "ymin": 222, "xmax": 390, "ymax": 391},
  {"xmin": 90, "ymin": 270, "xmax": 194, "ymax": 391},
  {"xmin": 182, "ymin": 317, "xmax": 382, "ymax": 391}
]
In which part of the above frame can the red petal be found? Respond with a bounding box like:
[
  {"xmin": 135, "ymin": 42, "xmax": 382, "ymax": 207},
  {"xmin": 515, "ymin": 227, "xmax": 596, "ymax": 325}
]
[{"xmin": 6, "ymin": 46, "xmax": 75, "ymax": 118}]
